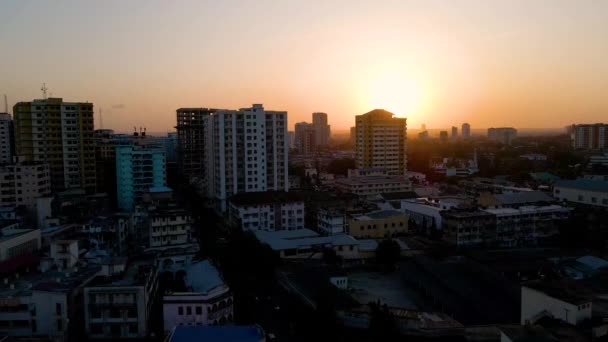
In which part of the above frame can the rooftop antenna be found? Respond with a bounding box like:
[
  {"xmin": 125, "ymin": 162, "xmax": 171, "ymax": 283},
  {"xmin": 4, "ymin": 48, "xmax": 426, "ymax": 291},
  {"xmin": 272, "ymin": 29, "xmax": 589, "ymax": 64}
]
[{"xmin": 41, "ymin": 83, "xmax": 48, "ymax": 99}]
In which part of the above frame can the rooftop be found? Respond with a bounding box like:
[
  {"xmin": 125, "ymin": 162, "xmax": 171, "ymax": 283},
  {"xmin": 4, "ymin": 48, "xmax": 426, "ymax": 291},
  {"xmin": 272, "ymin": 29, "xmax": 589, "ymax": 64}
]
[
  {"xmin": 524, "ymin": 280, "xmax": 593, "ymax": 305},
  {"xmin": 493, "ymin": 191, "xmax": 554, "ymax": 205},
  {"xmin": 483, "ymin": 205, "xmax": 568, "ymax": 216},
  {"xmin": 88, "ymin": 259, "xmax": 155, "ymax": 287},
  {"xmin": 351, "ymin": 210, "xmax": 405, "ymax": 221},
  {"xmin": 184, "ymin": 260, "xmax": 226, "ymax": 294},
  {"xmin": 555, "ymin": 179, "xmax": 608, "ymax": 192},
  {"xmin": 255, "ymin": 229, "xmax": 359, "ymax": 251},
  {"xmin": 167, "ymin": 325, "xmax": 265, "ymax": 342},
  {"xmin": 336, "ymin": 175, "xmax": 409, "ymax": 186}
]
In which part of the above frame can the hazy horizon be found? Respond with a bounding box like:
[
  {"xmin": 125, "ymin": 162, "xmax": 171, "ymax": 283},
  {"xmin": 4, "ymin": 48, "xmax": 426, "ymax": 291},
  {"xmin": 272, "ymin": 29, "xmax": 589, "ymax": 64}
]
[{"xmin": 1, "ymin": 0, "xmax": 607, "ymax": 132}]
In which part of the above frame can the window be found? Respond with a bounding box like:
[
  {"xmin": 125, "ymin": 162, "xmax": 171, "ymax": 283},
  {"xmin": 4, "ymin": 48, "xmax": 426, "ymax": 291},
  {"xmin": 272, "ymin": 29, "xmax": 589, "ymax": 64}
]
[
  {"xmin": 56, "ymin": 303, "xmax": 62, "ymax": 315},
  {"xmin": 196, "ymin": 306, "xmax": 202, "ymax": 315},
  {"xmin": 57, "ymin": 319, "xmax": 63, "ymax": 332},
  {"xmin": 178, "ymin": 306, "xmax": 183, "ymax": 315},
  {"xmin": 186, "ymin": 306, "xmax": 192, "ymax": 315},
  {"xmin": 592, "ymin": 197, "xmax": 597, "ymax": 203}
]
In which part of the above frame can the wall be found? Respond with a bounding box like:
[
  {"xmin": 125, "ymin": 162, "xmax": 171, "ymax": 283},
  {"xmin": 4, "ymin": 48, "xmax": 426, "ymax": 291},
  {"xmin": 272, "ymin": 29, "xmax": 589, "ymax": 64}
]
[{"xmin": 521, "ymin": 286, "xmax": 591, "ymax": 326}]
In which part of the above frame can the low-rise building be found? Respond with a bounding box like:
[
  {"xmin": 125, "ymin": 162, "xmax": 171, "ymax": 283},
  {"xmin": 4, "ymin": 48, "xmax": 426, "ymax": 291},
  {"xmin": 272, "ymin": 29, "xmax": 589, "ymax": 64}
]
[
  {"xmin": 255, "ymin": 229, "xmax": 361, "ymax": 259},
  {"xmin": 229, "ymin": 192, "xmax": 305, "ymax": 231},
  {"xmin": 399, "ymin": 199, "xmax": 445, "ymax": 230},
  {"xmin": 49, "ymin": 240, "xmax": 79, "ymax": 270},
  {"xmin": 317, "ymin": 208, "xmax": 346, "ymax": 235},
  {"xmin": 348, "ymin": 210, "xmax": 408, "ymax": 239},
  {"xmin": 441, "ymin": 210, "xmax": 495, "ymax": 247},
  {"xmin": 84, "ymin": 259, "xmax": 159, "ymax": 339},
  {"xmin": 521, "ymin": 281, "xmax": 592, "ymax": 326},
  {"xmin": 163, "ymin": 260, "xmax": 232, "ymax": 333},
  {"xmin": 553, "ymin": 179, "xmax": 608, "ymax": 207},
  {"xmin": 334, "ymin": 175, "xmax": 411, "ymax": 197},
  {"xmin": 149, "ymin": 208, "xmax": 193, "ymax": 248},
  {"xmin": 0, "ymin": 226, "xmax": 41, "ymax": 262},
  {"xmin": 520, "ymin": 153, "xmax": 548, "ymax": 161},
  {"xmin": 478, "ymin": 191, "xmax": 554, "ymax": 209},
  {"xmin": 0, "ymin": 160, "xmax": 51, "ymax": 210}
]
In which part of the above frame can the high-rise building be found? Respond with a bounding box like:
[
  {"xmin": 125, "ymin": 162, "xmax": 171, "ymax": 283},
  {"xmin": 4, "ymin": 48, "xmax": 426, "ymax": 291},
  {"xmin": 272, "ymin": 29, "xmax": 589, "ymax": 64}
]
[
  {"xmin": 176, "ymin": 108, "xmax": 214, "ymax": 186},
  {"xmin": 462, "ymin": 123, "xmax": 471, "ymax": 139},
  {"xmin": 0, "ymin": 158, "xmax": 51, "ymax": 210},
  {"xmin": 312, "ymin": 112, "xmax": 330, "ymax": 147},
  {"xmin": 13, "ymin": 98, "xmax": 96, "ymax": 192},
  {"xmin": 355, "ymin": 109, "xmax": 407, "ymax": 176},
  {"xmin": 451, "ymin": 126, "xmax": 458, "ymax": 140},
  {"xmin": 115, "ymin": 145, "xmax": 166, "ymax": 211},
  {"xmin": 571, "ymin": 124, "xmax": 608, "ymax": 150},
  {"xmin": 287, "ymin": 131, "xmax": 295, "ymax": 149},
  {"xmin": 418, "ymin": 131, "xmax": 429, "ymax": 139},
  {"xmin": 349, "ymin": 126, "xmax": 356, "ymax": 148},
  {"xmin": 0, "ymin": 113, "xmax": 14, "ymax": 164},
  {"xmin": 294, "ymin": 122, "xmax": 316, "ymax": 155},
  {"xmin": 439, "ymin": 130, "xmax": 449, "ymax": 143},
  {"xmin": 487, "ymin": 127, "xmax": 517, "ymax": 145},
  {"xmin": 204, "ymin": 104, "xmax": 288, "ymax": 209}
]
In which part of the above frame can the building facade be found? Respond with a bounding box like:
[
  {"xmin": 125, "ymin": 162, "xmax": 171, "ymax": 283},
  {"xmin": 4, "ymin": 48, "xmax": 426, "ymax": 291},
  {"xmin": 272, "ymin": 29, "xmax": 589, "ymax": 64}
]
[
  {"xmin": 176, "ymin": 108, "xmax": 214, "ymax": 186},
  {"xmin": 487, "ymin": 127, "xmax": 517, "ymax": 145},
  {"xmin": 553, "ymin": 179, "xmax": 608, "ymax": 207},
  {"xmin": 0, "ymin": 113, "xmax": 14, "ymax": 164},
  {"xmin": 13, "ymin": 98, "xmax": 96, "ymax": 192},
  {"xmin": 334, "ymin": 175, "xmax": 411, "ymax": 197},
  {"xmin": 204, "ymin": 104, "xmax": 288, "ymax": 207},
  {"xmin": 461, "ymin": 123, "xmax": 471, "ymax": 139},
  {"xmin": 228, "ymin": 192, "xmax": 304, "ymax": 231},
  {"xmin": 521, "ymin": 282, "xmax": 592, "ymax": 326},
  {"xmin": 149, "ymin": 208, "xmax": 194, "ymax": 248},
  {"xmin": 294, "ymin": 122, "xmax": 316, "ymax": 155},
  {"xmin": 115, "ymin": 145, "xmax": 166, "ymax": 211},
  {"xmin": 348, "ymin": 210, "xmax": 408, "ymax": 239},
  {"xmin": 441, "ymin": 210, "xmax": 495, "ymax": 247},
  {"xmin": 355, "ymin": 109, "xmax": 407, "ymax": 176},
  {"xmin": 0, "ymin": 160, "xmax": 51, "ymax": 210},
  {"xmin": 317, "ymin": 208, "xmax": 346, "ymax": 235},
  {"xmin": 312, "ymin": 112, "xmax": 330, "ymax": 147},
  {"xmin": 571, "ymin": 123, "xmax": 608, "ymax": 150}
]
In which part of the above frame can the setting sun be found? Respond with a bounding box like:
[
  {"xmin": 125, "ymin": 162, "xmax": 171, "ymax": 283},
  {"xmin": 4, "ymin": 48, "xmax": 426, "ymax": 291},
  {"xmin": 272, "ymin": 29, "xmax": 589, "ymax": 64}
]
[{"xmin": 365, "ymin": 72, "xmax": 424, "ymax": 122}]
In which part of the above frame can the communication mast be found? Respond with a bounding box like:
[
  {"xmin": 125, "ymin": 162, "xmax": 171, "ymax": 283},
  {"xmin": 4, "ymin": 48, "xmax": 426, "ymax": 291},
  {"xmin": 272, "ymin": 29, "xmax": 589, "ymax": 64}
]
[{"xmin": 41, "ymin": 83, "xmax": 48, "ymax": 99}]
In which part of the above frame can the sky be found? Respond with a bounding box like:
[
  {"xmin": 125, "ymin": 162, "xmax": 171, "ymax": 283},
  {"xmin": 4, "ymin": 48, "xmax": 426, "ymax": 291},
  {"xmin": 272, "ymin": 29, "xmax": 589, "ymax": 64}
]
[{"xmin": 1, "ymin": 0, "xmax": 607, "ymax": 133}]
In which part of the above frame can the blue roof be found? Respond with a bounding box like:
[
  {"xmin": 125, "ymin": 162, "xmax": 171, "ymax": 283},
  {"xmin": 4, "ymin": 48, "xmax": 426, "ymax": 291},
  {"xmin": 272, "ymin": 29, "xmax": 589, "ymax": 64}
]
[
  {"xmin": 185, "ymin": 260, "xmax": 225, "ymax": 294},
  {"xmin": 168, "ymin": 325, "xmax": 264, "ymax": 342},
  {"xmin": 556, "ymin": 179, "xmax": 608, "ymax": 192}
]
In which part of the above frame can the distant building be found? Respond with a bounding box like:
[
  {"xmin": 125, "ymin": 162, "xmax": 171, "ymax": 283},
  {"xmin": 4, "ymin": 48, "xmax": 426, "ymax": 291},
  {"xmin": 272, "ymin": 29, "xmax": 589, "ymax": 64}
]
[
  {"xmin": 355, "ymin": 109, "xmax": 407, "ymax": 176},
  {"xmin": 487, "ymin": 127, "xmax": 517, "ymax": 145},
  {"xmin": 417, "ymin": 130, "xmax": 429, "ymax": 139},
  {"xmin": 461, "ymin": 123, "xmax": 471, "ymax": 139},
  {"xmin": 204, "ymin": 104, "xmax": 288, "ymax": 210},
  {"xmin": 589, "ymin": 153, "xmax": 608, "ymax": 167},
  {"xmin": 84, "ymin": 259, "xmax": 159, "ymax": 339},
  {"xmin": 439, "ymin": 130, "xmax": 448, "ymax": 143},
  {"xmin": 317, "ymin": 207, "xmax": 346, "ymax": 235},
  {"xmin": 441, "ymin": 210, "xmax": 495, "ymax": 247},
  {"xmin": 478, "ymin": 191, "xmax": 554, "ymax": 209},
  {"xmin": 49, "ymin": 239, "xmax": 79, "ymax": 270},
  {"xmin": 163, "ymin": 260, "xmax": 233, "ymax": 333},
  {"xmin": 553, "ymin": 179, "xmax": 608, "ymax": 207},
  {"xmin": 176, "ymin": 108, "xmax": 214, "ymax": 186},
  {"xmin": 0, "ymin": 113, "xmax": 14, "ymax": 163},
  {"xmin": 334, "ymin": 175, "xmax": 411, "ymax": 197},
  {"xmin": 349, "ymin": 126, "xmax": 356, "ymax": 147},
  {"xmin": 348, "ymin": 210, "xmax": 408, "ymax": 239},
  {"xmin": 521, "ymin": 281, "xmax": 592, "ymax": 326},
  {"xmin": 451, "ymin": 126, "xmax": 458, "ymax": 140},
  {"xmin": 312, "ymin": 112, "xmax": 330, "ymax": 147},
  {"xmin": 255, "ymin": 229, "xmax": 361, "ymax": 259},
  {"xmin": 571, "ymin": 123, "xmax": 608, "ymax": 150},
  {"xmin": 287, "ymin": 131, "xmax": 295, "ymax": 149},
  {"xmin": 520, "ymin": 153, "xmax": 547, "ymax": 161},
  {"xmin": 13, "ymin": 98, "xmax": 96, "ymax": 192},
  {"xmin": 0, "ymin": 159, "xmax": 51, "ymax": 210},
  {"xmin": 228, "ymin": 191, "xmax": 304, "ymax": 231},
  {"xmin": 294, "ymin": 122, "xmax": 316, "ymax": 155},
  {"xmin": 115, "ymin": 145, "xmax": 166, "ymax": 211},
  {"xmin": 0, "ymin": 226, "xmax": 41, "ymax": 261}
]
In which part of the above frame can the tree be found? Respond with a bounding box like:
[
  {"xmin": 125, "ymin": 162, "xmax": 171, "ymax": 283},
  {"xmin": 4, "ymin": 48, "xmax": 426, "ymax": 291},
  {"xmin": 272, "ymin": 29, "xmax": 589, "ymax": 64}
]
[{"xmin": 375, "ymin": 239, "xmax": 401, "ymax": 271}]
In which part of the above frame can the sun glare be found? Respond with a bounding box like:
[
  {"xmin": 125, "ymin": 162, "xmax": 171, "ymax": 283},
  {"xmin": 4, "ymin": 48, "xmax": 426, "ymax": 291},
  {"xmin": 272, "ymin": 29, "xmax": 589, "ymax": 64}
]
[{"xmin": 366, "ymin": 73, "xmax": 423, "ymax": 120}]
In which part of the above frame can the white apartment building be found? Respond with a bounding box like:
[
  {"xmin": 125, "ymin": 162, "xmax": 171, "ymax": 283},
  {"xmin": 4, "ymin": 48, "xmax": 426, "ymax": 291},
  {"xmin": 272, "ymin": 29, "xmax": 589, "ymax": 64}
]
[
  {"xmin": 13, "ymin": 98, "xmax": 96, "ymax": 192},
  {"xmin": 334, "ymin": 175, "xmax": 411, "ymax": 197},
  {"xmin": 521, "ymin": 282, "xmax": 592, "ymax": 326},
  {"xmin": 0, "ymin": 113, "xmax": 13, "ymax": 163},
  {"xmin": 149, "ymin": 209, "xmax": 194, "ymax": 248},
  {"xmin": 204, "ymin": 104, "xmax": 288, "ymax": 210},
  {"xmin": 228, "ymin": 192, "xmax": 304, "ymax": 231},
  {"xmin": 0, "ymin": 159, "xmax": 51, "ymax": 210},
  {"xmin": 317, "ymin": 208, "xmax": 345, "ymax": 235},
  {"xmin": 553, "ymin": 179, "xmax": 608, "ymax": 207},
  {"xmin": 571, "ymin": 123, "xmax": 608, "ymax": 150},
  {"xmin": 163, "ymin": 260, "xmax": 233, "ymax": 333},
  {"xmin": 50, "ymin": 240, "xmax": 79, "ymax": 270}
]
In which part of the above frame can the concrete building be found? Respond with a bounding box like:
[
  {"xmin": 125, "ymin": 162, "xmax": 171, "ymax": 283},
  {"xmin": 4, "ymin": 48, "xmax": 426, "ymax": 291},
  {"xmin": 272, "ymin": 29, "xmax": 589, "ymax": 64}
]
[
  {"xmin": 439, "ymin": 131, "xmax": 448, "ymax": 143},
  {"xmin": 451, "ymin": 126, "xmax": 458, "ymax": 140},
  {"xmin": 312, "ymin": 112, "xmax": 330, "ymax": 147},
  {"xmin": 115, "ymin": 145, "xmax": 166, "ymax": 211},
  {"xmin": 0, "ymin": 113, "xmax": 14, "ymax": 164},
  {"xmin": 479, "ymin": 191, "xmax": 554, "ymax": 209},
  {"xmin": 441, "ymin": 210, "xmax": 495, "ymax": 247},
  {"xmin": 553, "ymin": 179, "xmax": 608, "ymax": 207},
  {"xmin": 488, "ymin": 127, "xmax": 517, "ymax": 145},
  {"xmin": 0, "ymin": 159, "xmax": 51, "ymax": 210},
  {"xmin": 204, "ymin": 104, "xmax": 288, "ymax": 209},
  {"xmin": 482, "ymin": 205, "xmax": 569, "ymax": 248},
  {"xmin": 348, "ymin": 210, "xmax": 408, "ymax": 239},
  {"xmin": 228, "ymin": 191, "xmax": 304, "ymax": 231},
  {"xmin": 176, "ymin": 108, "xmax": 214, "ymax": 186},
  {"xmin": 13, "ymin": 98, "xmax": 96, "ymax": 192},
  {"xmin": 349, "ymin": 126, "xmax": 356, "ymax": 147},
  {"xmin": 294, "ymin": 122, "xmax": 316, "ymax": 155},
  {"xmin": 461, "ymin": 123, "xmax": 471, "ymax": 139},
  {"xmin": 334, "ymin": 175, "xmax": 411, "ymax": 197},
  {"xmin": 589, "ymin": 152, "xmax": 608, "ymax": 167},
  {"xmin": 287, "ymin": 131, "xmax": 295, "ymax": 149},
  {"xmin": 84, "ymin": 259, "xmax": 159, "ymax": 339},
  {"xmin": 398, "ymin": 197, "xmax": 466, "ymax": 230},
  {"xmin": 521, "ymin": 281, "xmax": 592, "ymax": 326},
  {"xmin": 255, "ymin": 229, "xmax": 361, "ymax": 259},
  {"xmin": 355, "ymin": 109, "xmax": 407, "ymax": 176},
  {"xmin": 49, "ymin": 240, "xmax": 79, "ymax": 270},
  {"xmin": 0, "ymin": 226, "xmax": 41, "ymax": 261},
  {"xmin": 417, "ymin": 130, "xmax": 429, "ymax": 139},
  {"xmin": 149, "ymin": 207, "xmax": 194, "ymax": 248},
  {"xmin": 163, "ymin": 260, "xmax": 232, "ymax": 333},
  {"xmin": 317, "ymin": 208, "xmax": 346, "ymax": 235},
  {"xmin": 571, "ymin": 123, "xmax": 608, "ymax": 150}
]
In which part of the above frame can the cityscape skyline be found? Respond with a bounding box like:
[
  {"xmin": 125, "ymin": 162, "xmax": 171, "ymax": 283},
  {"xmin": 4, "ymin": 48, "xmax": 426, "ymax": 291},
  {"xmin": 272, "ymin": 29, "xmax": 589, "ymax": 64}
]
[{"xmin": 2, "ymin": 0, "xmax": 608, "ymax": 132}]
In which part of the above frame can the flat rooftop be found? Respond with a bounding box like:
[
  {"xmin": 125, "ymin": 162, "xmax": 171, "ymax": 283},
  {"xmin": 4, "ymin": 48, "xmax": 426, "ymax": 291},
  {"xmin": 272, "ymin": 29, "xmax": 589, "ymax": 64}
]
[
  {"xmin": 88, "ymin": 259, "xmax": 155, "ymax": 287},
  {"xmin": 255, "ymin": 229, "xmax": 359, "ymax": 251},
  {"xmin": 524, "ymin": 280, "xmax": 593, "ymax": 305},
  {"xmin": 352, "ymin": 210, "xmax": 405, "ymax": 221}
]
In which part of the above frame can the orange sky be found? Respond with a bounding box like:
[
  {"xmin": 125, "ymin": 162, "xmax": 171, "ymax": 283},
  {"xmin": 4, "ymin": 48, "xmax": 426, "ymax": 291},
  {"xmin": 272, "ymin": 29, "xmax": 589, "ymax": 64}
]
[{"xmin": 1, "ymin": 0, "xmax": 607, "ymax": 132}]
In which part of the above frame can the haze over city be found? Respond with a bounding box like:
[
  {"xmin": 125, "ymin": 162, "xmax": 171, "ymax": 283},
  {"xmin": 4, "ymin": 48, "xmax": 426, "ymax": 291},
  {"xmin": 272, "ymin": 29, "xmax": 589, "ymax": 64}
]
[{"xmin": 2, "ymin": 0, "xmax": 608, "ymax": 132}]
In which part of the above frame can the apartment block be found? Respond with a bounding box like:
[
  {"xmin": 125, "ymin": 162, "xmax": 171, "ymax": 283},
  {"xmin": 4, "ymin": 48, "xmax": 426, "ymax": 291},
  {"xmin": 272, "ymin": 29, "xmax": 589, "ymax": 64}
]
[
  {"xmin": 228, "ymin": 191, "xmax": 304, "ymax": 231},
  {"xmin": 175, "ymin": 108, "xmax": 214, "ymax": 185},
  {"xmin": 0, "ymin": 113, "xmax": 14, "ymax": 164},
  {"xmin": 553, "ymin": 179, "xmax": 608, "ymax": 207},
  {"xmin": 294, "ymin": 122, "xmax": 316, "ymax": 155},
  {"xmin": 0, "ymin": 159, "xmax": 51, "ymax": 210},
  {"xmin": 312, "ymin": 112, "xmax": 330, "ymax": 147},
  {"xmin": 487, "ymin": 127, "xmax": 517, "ymax": 145},
  {"xmin": 355, "ymin": 109, "xmax": 407, "ymax": 176},
  {"xmin": 571, "ymin": 123, "xmax": 608, "ymax": 150},
  {"xmin": 13, "ymin": 98, "xmax": 96, "ymax": 192},
  {"xmin": 204, "ymin": 104, "xmax": 288, "ymax": 208},
  {"xmin": 348, "ymin": 210, "xmax": 408, "ymax": 239},
  {"xmin": 115, "ymin": 145, "xmax": 166, "ymax": 211},
  {"xmin": 441, "ymin": 210, "xmax": 495, "ymax": 247},
  {"xmin": 149, "ymin": 208, "xmax": 193, "ymax": 248}
]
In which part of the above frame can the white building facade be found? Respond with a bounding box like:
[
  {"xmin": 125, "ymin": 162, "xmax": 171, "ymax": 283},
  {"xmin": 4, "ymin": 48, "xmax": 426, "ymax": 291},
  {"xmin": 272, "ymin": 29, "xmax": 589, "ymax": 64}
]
[
  {"xmin": 228, "ymin": 192, "xmax": 304, "ymax": 231},
  {"xmin": 554, "ymin": 179, "xmax": 608, "ymax": 208},
  {"xmin": 0, "ymin": 160, "xmax": 51, "ymax": 210},
  {"xmin": 521, "ymin": 284, "xmax": 592, "ymax": 326}
]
